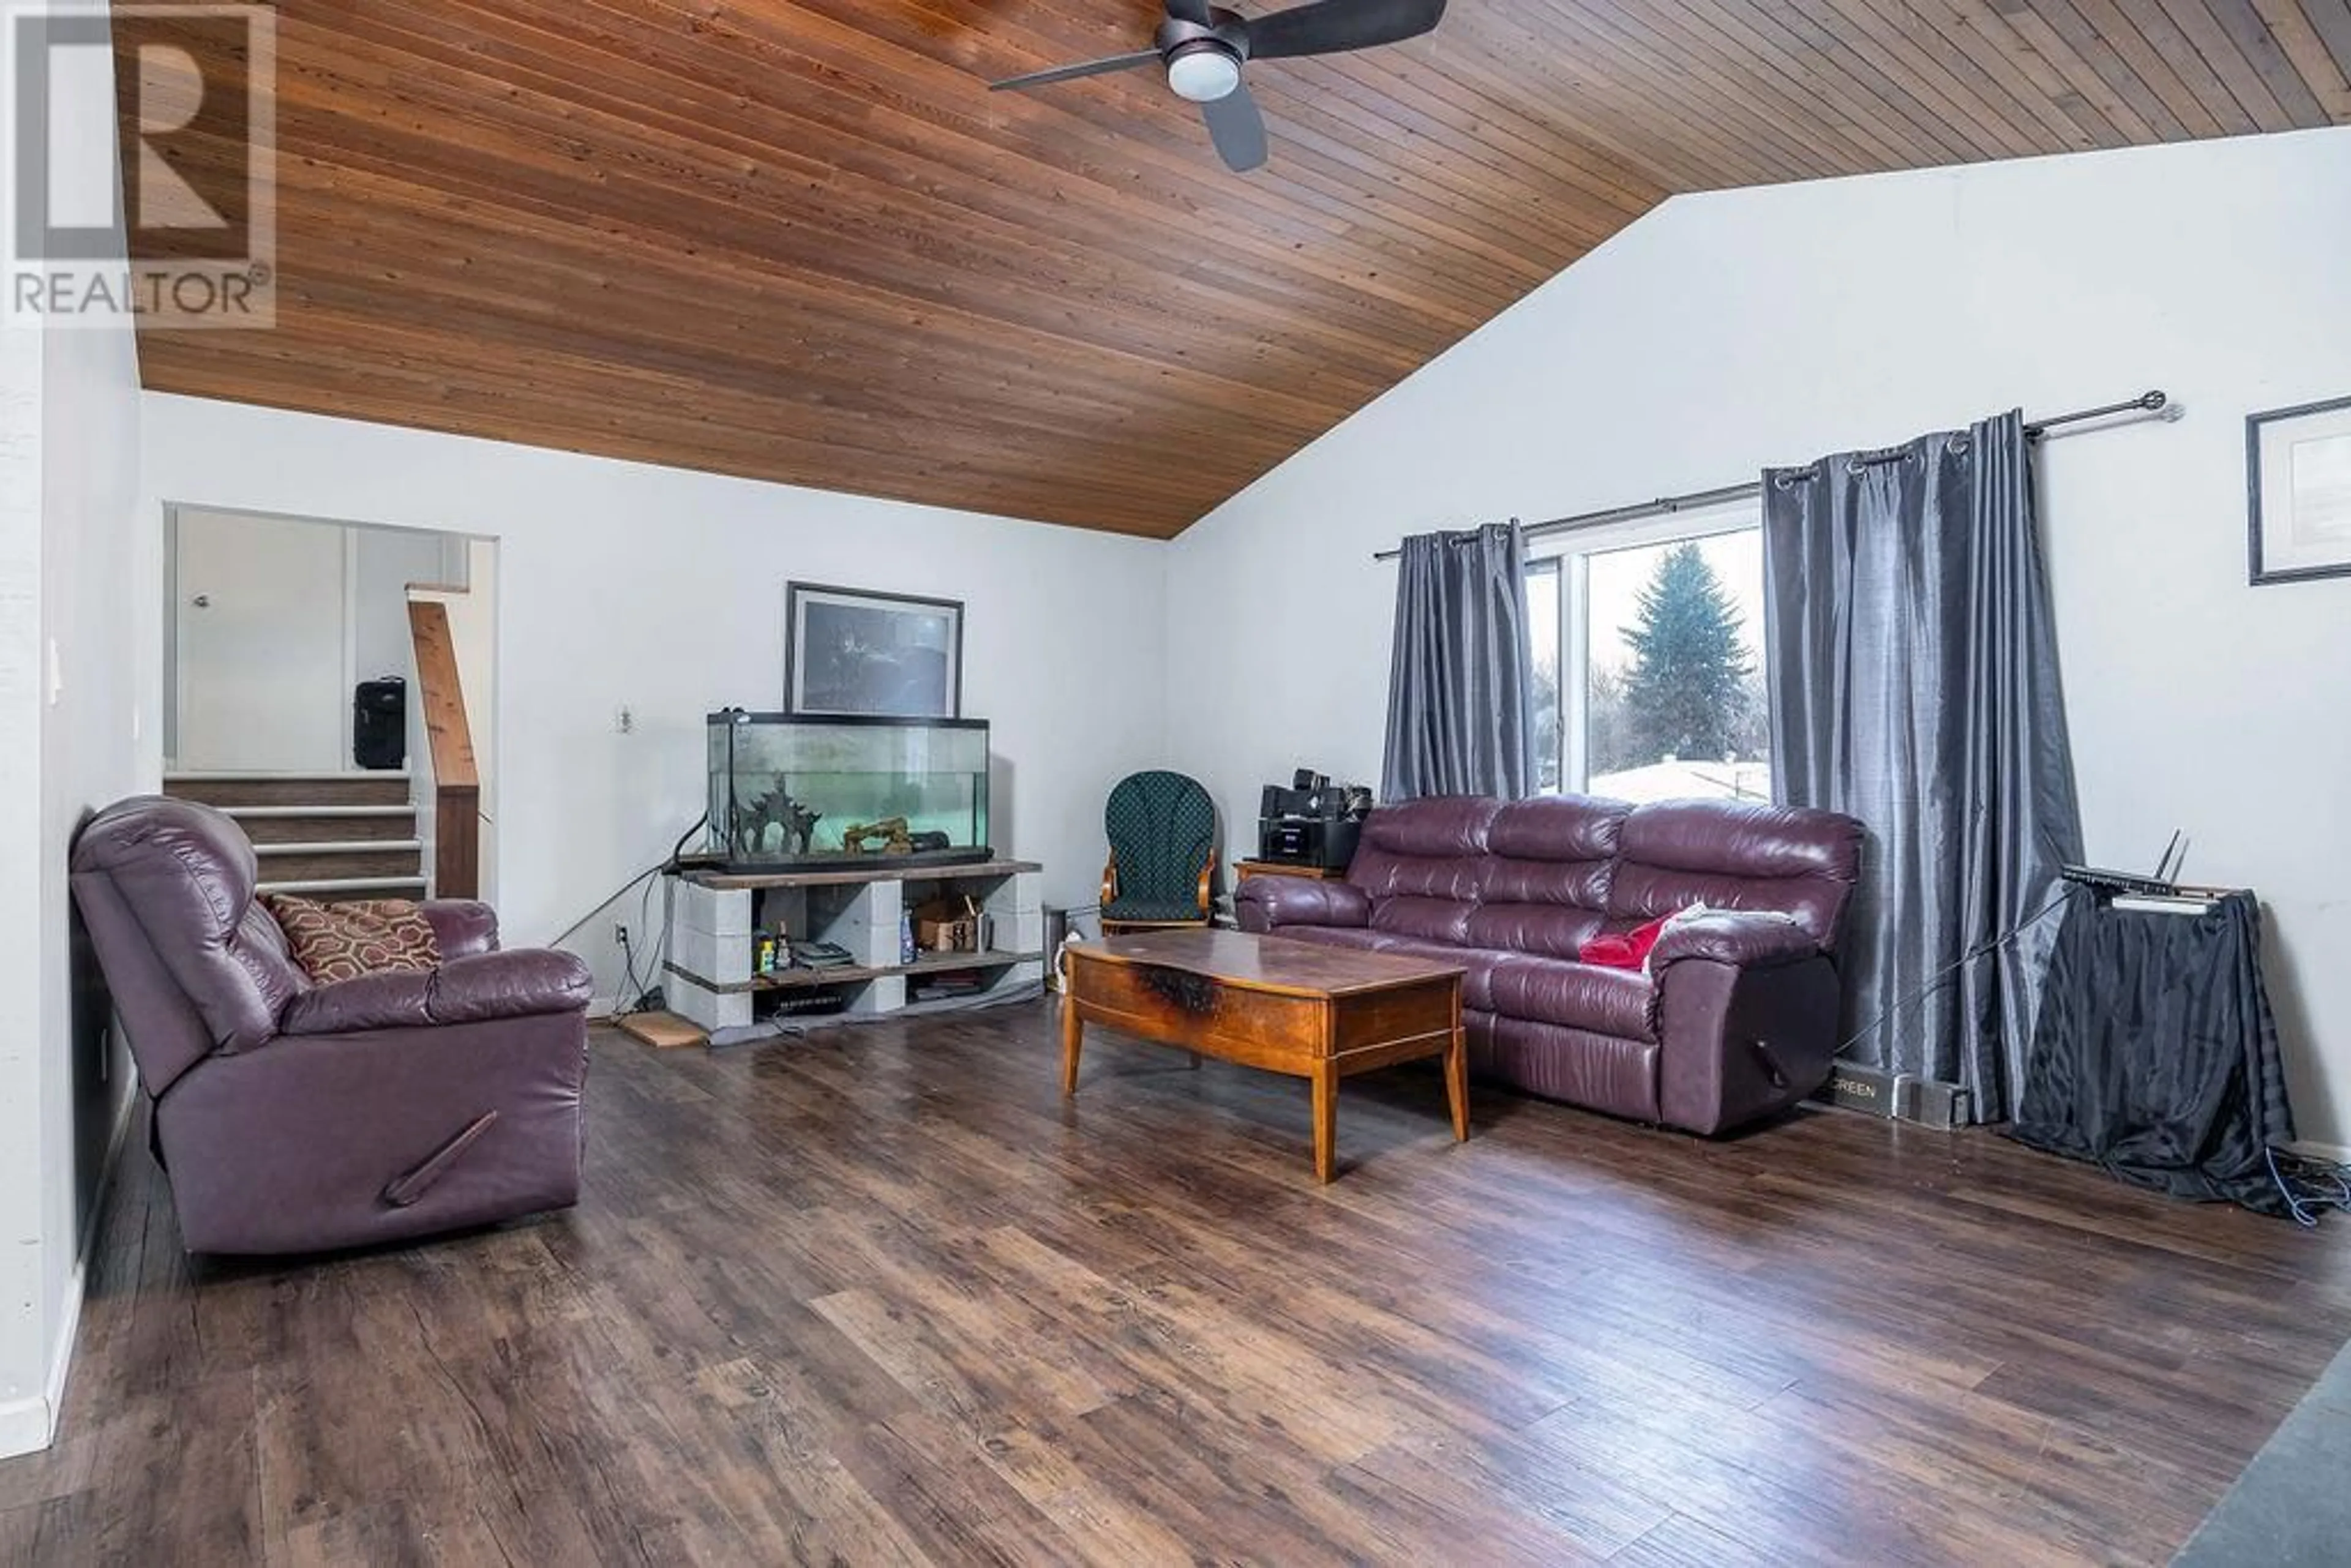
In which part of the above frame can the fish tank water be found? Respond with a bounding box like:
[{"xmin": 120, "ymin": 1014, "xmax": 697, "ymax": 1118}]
[{"xmin": 707, "ymin": 711, "xmax": 991, "ymax": 871}]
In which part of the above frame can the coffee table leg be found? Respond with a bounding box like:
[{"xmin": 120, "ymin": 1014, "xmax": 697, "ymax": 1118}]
[
  {"xmin": 1060, "ymin": 999, "xmax": 1084, "ymax": 1097},
  {"xmin": 1445, "ymin": 1016, "xmax": 1469, "ymax": 1143},
  {"xmin": 1311, "ymin": 1062, "xmax": 1338, "ymax": 1184}
]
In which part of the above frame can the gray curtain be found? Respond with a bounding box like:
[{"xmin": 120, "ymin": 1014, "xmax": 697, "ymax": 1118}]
[
  {"xmin": 1382, "ymin": 522, "xmax": 1536, "ymax": 801},
  {"xmin": 1761, "ymin": 410, "xmax": 2084, "ymax": 1122}
]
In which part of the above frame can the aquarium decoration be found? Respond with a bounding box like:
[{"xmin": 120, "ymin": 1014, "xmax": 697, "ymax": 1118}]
[{"xmin": 708, "ymin": 711, "xmax": 990, "ymax": 871}]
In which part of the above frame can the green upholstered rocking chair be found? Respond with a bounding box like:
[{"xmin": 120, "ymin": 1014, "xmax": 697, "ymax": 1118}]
[{"xmin": 1100, "ymin": 770, "xmax": 1218, "ymax": 934}]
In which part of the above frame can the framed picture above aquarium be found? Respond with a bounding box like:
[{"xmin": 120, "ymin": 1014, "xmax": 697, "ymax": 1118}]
[
  {"xmin": 785, "ymin": 581, "xmax": 964, "ymax": 717},
  {"xmin": 2248, "ymin": 396, "xmax": 2351, "ymax": 586}
]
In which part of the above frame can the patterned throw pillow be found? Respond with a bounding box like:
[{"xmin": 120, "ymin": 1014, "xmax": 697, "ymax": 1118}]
[{"xmin": 260, "ymin": 894, "xmax": 442, "ymax": 985}]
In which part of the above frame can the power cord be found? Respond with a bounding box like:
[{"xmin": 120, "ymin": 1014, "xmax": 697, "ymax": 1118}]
[
  {"xmin": 548, "ymin": 813, "xmax": 710, "ymax": 1016},
  {"xmin": 2267, "ymin": 1147, "xmax": 2351, "ymax": 1228},
  {"xmin": 1831, "ymin": 882, "xmax": 2082, "ymax": 1060},
  {"xmin": 613, "ymin": 927, "xmax": 644, "ymax": 1019}
]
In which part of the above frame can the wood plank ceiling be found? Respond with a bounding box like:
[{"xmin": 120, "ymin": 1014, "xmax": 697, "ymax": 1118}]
[{"xmin": 118, "ymin": 1, "xmax": 2351, "ymax": 538}]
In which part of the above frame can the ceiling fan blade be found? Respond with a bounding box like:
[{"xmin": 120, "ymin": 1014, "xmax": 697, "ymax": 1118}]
[
  {"xmin": 1199, "ymin": 83, "xmax": 1269, "ymax": 172},
  {"xmin": 1242, "ymin": 0, "xmax": 1446, "ymax": 61},
  {"xmin": 1163, "ymin": 0, "xmax": 1218, "ymax": 23},
  {"xmin": 989, "ymin": 49, "xmax": 1161, "ymax": 92}
]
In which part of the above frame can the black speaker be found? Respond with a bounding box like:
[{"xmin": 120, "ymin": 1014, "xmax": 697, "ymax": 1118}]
[{"xmin": 354, "ymin": 677, "xmax": 407, "ymax": 770}]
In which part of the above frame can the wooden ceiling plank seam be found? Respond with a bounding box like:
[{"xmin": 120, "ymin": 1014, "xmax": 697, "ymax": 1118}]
[
  {"xmin": 140, "ymin": 348, "xmax": 1199, "ymax": 535},
  {"xmin": 1526, "ymin": 0, "xmax": 1860, "ymax": 181},
  {"xmin": 2153, "ymin": 0, "xmax": 2313, "ymax": 123},
  {"xmin": 1851, "ymin": 0, "xmax": 2117, "ymax": 149},
  {"xmin": 1510, "ymin": 9, "xmax": 1834, "ymax": 189},
  {"xmin": 1718, "ymin": 0, "xmax": 2004, "ymax": 163},
  {"xmin": 263, "ymin": 259, "xmax": 1319, "ymax": 470},
  {"xmin": 1421, "ymin": 56, "xmax": 1728, "ymax": 198},
  {"xmin": 1184, "ymin": 70, "xmax": 1634, "ymax": 268},
  {"xmin": 275, "ymin": 25, "xmax": 1513, "ymax": 359},
  {"xmin": 2255, "ymin": 0, "xmax": 2351, "ymax": 110},
  {"xmin": 1594, "ymin": 0, "xmax": 1957, "ymax": 171},
  {"xmin": 1628, "ymin": 0, "xmax": 1980, "ymax": 170},
  {"xmin": 2292, "ymin": 0, "xmax": 2351, "ymax": 92},
  {"xmin": 1272, "ymin": 56, "xmax": 1659, "ymax": 236},
  {"xmin": 2199, "ymin": 0, "xmax": 2337, "ymax": 116},
  {"xmin": 262, "ymin": 78, "xmax": 1436, "ymax": 396},
  {"xmin": 1789, "ymin": 0, "xmax": 2057, "ymax": 158},
  {"xmin": 627, "ymin": 0, "xmax": 1499, "ymax": 302},
  {"xmin": 2051, "ymin": 0, "xmax": 2238, "ymax": 132},
  {"xmin": 1430, "ymin": 13, "xmax": 1763, "ymax": 191},
  {"xmin": 518, "ymin": 62, "xmax": 1502, "ymax": 364},
  {"xmin": 248, "ymin": 183, "xmax": 1359, "ymax": 443},
  {"xmin": 415, "ymin": 4, "xmax": 1496, "ymax": 325},
  {"xmin": 2106, "ymin": 0, "xmax": 2273, "ymax": 129},
  {"xmin": 1275, "ymin": 26, "xmax": 1678, "ymax": 211},
  {"xmin": 1239, "ymin": 59, "xmax": 1651, "ymax": 253},
  {"xmin": 1917, "ymin": 1, "xmax": 2137, "ymax": 147},
  {"xmin": 1471, "ymin": 0, "xmax": 1818, "ymax": 186},
  {"xmin": 1989, "ymin": 2, "xmax": 2180, "ymax": 140},
  {"xmin": 321, "ymin": 9, "xmax": 1517, "ymax": 328},
  {"xmin": 203, "ymin": 157, "xmax": 1367, "ymax": 449}
]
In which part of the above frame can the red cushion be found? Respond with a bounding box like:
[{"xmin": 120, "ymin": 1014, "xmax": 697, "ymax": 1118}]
[{"xmin": 1578, "ymin": 912, "xmax": 1673, "ymax": 970}]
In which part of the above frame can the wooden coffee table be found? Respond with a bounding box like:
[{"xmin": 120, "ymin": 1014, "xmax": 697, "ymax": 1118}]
[{"xmin": 1059, "ymin": 928, "xmax": 1468, "ymax": 1183}]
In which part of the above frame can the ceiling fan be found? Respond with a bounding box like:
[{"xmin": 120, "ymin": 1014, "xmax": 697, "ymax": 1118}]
[{"xmin": 988, "ymin": 0, "xmax": 1449, "ymax": 174}]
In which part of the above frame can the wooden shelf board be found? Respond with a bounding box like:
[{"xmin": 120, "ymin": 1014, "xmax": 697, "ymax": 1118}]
[
  {"xmin": 667, "ymin": 949, "xmax": 1046, "ymax": 996},
  {"xmin": 685, "ymin": 858, "xmax": 1041, "ymax": 890}
]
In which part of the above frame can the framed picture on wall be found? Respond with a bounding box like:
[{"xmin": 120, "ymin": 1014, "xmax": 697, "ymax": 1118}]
[
  {"xmin": 2249, "ymin": 396, "xmax": 2351, "ymax": 586},
  {"xmin": 784, "ymin": 582, "xmax": 964, "ymax": 717}
]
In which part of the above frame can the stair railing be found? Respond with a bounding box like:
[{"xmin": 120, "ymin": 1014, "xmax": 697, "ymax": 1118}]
[{"xmin": 405, "ymin": 599, "xmax": 479, "ymax": 899}]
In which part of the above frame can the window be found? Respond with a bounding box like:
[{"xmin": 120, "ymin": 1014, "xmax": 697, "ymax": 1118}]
[{"xmin": 1526, "ymin": 511, "xmax": 1774, "ymax": 803}]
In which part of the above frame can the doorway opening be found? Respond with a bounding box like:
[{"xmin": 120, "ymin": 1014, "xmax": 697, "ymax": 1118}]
[{"xmin": 162, "ymin": 505, "xmax": 498, "ymax": 904}]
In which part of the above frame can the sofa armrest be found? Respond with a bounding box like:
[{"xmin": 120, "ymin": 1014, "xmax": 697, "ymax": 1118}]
[
  {"xmin": 1651, "ymin": 949, "xmax": 1843, "ymax": 1135},
  {"xmin": 1235, "ymin": 876, "xmax": 1371, "ymax": 933},
  {"xmin": 280, "ymin": 950, "xmax": 593, "ymax": 1037},
  {"xmin": 420, "ymin": 899, "xmax": 499, "ymax": 959},
  {"xmin": 1649, "ymin": 910, "xmax": 1820, "ymax": 972}
]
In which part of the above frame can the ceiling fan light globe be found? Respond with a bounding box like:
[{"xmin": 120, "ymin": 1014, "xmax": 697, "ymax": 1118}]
[{"xmin": 1166, "ymin": 47, "xmax": 1242, "ymax": 102}]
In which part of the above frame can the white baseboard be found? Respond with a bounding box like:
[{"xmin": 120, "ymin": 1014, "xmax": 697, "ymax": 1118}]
[
  {"xmin": 2, "ymin": 1082, "xmax": 139, "ymax": 1460},
  {"xmin": 0, "ymin": 1391, "xmax": 52, "ymax": 1460},
  {"xmin": 2289, "ymin": 1139, "xmax": 2351, "ymax": 1165}
]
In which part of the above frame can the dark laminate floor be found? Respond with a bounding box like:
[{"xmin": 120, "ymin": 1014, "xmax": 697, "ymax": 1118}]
[{"xmin": 5, "ymin": 1002, "xmax": 2349, "ymax": 1565}]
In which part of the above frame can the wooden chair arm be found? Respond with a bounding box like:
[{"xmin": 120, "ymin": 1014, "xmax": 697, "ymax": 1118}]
[
  {"xmin": 1101, "ymin": 853, "xmax": 1118, "ymax": 910},
  {"xmin": 1196, "ymin": 850, "xmax": 1217, "ymax": 917}
]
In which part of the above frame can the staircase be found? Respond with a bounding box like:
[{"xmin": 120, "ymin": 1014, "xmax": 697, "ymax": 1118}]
[{"xmin": 163, "ymin": 773, "xmax": 428, "ymax": 901}]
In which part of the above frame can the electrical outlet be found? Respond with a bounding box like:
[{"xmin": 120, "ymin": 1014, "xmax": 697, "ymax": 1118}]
[
  {"xmin": 614, "ymin": 705, "xmax": 636, "ymax": 735},
  {"xmin": 614, "ymin": 922, "xmax": 630, "ymax": 948}
]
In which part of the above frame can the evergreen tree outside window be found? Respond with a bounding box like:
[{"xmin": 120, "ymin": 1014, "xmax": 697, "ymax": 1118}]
[{"xmin": 1523, "ymin": 515, "xmax": 1772, "ymax": 802}]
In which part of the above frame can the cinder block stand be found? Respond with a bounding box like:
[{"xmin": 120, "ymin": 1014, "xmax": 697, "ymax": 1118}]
[{"xmin": 665, "ymin": 859, "xmax": 1045, "ymax": 1034}]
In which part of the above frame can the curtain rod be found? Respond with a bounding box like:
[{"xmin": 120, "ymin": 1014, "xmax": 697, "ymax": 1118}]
[{"xmin": 1371, "ymin": 390, "xmax": 2172, "ymax": 562}]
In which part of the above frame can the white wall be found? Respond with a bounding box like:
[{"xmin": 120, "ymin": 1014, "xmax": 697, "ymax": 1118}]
[
  {"xmin": 0, "ymin": 56, "xmax": 145, "ymax": 1458},
  {"xmin": 141, "ymin": 396, "xmax": 1171, "ymax": 997},
  {"xmin": 1167, "ymin": 126, "xmax": 2351, "ymax": 1144},
  {"xmin": 352, "ymin": 525, "xmax": 448, "ymax": 692}
]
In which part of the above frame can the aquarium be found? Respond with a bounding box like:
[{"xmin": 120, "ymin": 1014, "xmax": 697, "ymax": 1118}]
[{"xmin": 706, "ymin": 711, "xmax": 991, "ymax": 871}]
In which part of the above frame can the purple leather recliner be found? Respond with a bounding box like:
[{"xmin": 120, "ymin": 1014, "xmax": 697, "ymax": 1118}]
[
  {"xmin": 1238, "ymin": 794, "xmax": 1864, "ymax": 1135},
  {"xmin": 69, "ymin": 795, "xmax": 594, "ymax": 1255}
]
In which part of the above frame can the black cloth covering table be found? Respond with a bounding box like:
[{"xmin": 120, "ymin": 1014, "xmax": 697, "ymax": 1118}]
[{"xmin": 2009, "ymin": 890, "xmax": 2293, "ymax": 1215}]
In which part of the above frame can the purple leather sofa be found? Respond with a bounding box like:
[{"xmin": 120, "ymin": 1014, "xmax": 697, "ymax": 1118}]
[
  {"xmin": 69, "ymin": 796, "xmax": 596, "ymax": 1255},
  {"xmin": 1237, "ymin": 795, "xmax": 1864, "ymax": 1135}
]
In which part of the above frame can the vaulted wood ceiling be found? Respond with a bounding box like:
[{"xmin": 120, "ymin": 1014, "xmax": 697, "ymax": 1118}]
[{"xmin": 119, "ymin": 2, "xmax": 2351, "ymax": 537}]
